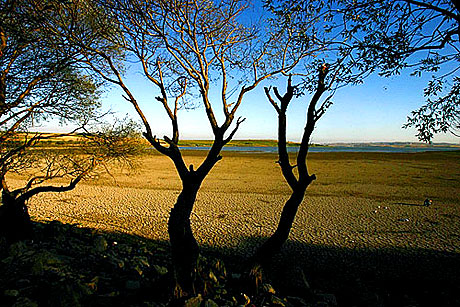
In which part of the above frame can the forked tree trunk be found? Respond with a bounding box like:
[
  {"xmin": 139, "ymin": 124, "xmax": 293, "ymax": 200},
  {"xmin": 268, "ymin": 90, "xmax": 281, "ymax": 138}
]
[
  {"xmin": 254, "ymin": 66, "xmax": 328, "ymax": 272},
  {"xmin": 0, "ymin": 192, "xmax": 32, "ymax": 244},
  {"xmin": 168, "ymin": 180, "xmax": 202, "ymax": 297}
]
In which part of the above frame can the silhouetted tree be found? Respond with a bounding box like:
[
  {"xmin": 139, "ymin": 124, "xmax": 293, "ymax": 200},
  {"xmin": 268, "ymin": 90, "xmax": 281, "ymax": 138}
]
[
  {"xmin": 0, "ymin": 0, "xmax": 136, "ymax": 243},
  {"xmin": 253, "ymin": 66, "xmax": 331, "ymax": 270},
  {"xmin": 72, "ymin": 0, "xmax": 308, "ymax": 297},
  {"xmin": 248, "ymin": 0, "xmax": 366, "ymax": 273}
]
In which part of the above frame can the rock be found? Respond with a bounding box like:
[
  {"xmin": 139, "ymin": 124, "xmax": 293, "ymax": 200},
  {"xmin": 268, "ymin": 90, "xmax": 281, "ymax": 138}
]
[
  {"xmin": 263, "ymin": 283, "xmax": 276, "ymax": 294},
  {"xmin": 48, "ymin": 281, "xmax": 88, "ymax": 307},
  {"xmin": 108, "ymin": 255, "xmax": 125, "ymax": 269},
  {"xmin": 153, "ymin": 265, "xmax": 168, "ymax": 276},
  {"xmin": 94, "ymin": 235, "xmax": 108, "ymax": 252},
  {"xmin": 185, "ymin": 294, "xmax": 203, "ymax": 307},
  {"xmin": 204, "ymin": 299, "xmax": 219, "ymax": 307},
  {"xmin": 30, "ymin": 251, "xmax": 65, "ymax": 275},
  {"xmin": 270, "ymin": 295, "xmax": 287, "ymax": 306},
  {"xmin": 133, "ymin": 256, "xmax": 150, "ymax": 267},
  {"xmin": 317, "ymin": 293, "xmax": 338, "ymax": 306},
  {"xmin": 125, "ymin": 280, "xmax": 141, "ymax": 290},
  {"xmin": 116, "ymin": 243, "xmax": 132, "ymax": 254},
  {"xmin": 209, "ymin": 270, "xmax": 218, "ymax": 283},
  {"xmin": 8, "ymin": 241, "xmax": 28, "ymax": 257},
  {"xmin": 85, "ymin": 276, "xmax": 99, "ymax": 292},
  {"xmin": 12, "ymin": 297, "xmax": 38, "ymax": 307},
  {"xmin": 16, "ymin": 279, "xmax": 31, "ymax": 288},
  {"xmin": 4, "ymin": 289, "xmax": 20, "ymax": 297},
  {"xmin": 231, "ymin": 273, "xmax": 241, "ymax": 280},
  {"xmin": 286, "ymin": 296, "xmax": 308, "ymax": 306}
]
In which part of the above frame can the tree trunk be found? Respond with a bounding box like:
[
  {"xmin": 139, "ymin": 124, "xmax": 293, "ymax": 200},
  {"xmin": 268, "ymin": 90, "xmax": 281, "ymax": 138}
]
[
  {"xmin": 253, "ymin": 185, "xmax": 308, "ymax": 265},
  {"xmin": 168, "ymin": 180, "xmax": 201, "ymax": 297},
  {"xmin": 0, "ymin": 192, "xmax": 32, "ymax": 244}
]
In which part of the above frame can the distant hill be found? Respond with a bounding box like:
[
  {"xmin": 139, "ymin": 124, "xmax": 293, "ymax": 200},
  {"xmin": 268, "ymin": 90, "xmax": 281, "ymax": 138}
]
[
  {"xmin": 325, "ymin": 142, "xmax": 460, "ymax": 148},
  {"xmin": 178, "ymin": 139, "xmax": 300, "ymax": 147}
]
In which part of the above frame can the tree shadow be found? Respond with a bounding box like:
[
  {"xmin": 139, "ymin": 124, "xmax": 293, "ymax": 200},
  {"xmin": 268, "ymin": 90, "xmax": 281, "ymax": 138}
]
[
  {"xmin": 1, "ymin": 221, "xmax": 459, "ymax": 307},
  {"xmin": 202, "ymin": 236, "xmax": 460, "ymax": 307}
]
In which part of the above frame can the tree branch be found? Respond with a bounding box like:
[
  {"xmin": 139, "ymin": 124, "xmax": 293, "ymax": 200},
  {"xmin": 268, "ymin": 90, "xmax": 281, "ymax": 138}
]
[
  {"xmin": 297, "ymin": 63, "xmax": 329, "ymax": 183},
  {"xmin": 223, "ymin": 117, "xmax": 246, "ymax": 145}
]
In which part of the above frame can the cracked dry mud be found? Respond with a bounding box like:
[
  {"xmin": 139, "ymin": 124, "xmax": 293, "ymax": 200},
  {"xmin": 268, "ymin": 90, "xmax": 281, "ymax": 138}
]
[{"xmin": 9, "ymin": 151, "xmax": 460, "ymax": 257}]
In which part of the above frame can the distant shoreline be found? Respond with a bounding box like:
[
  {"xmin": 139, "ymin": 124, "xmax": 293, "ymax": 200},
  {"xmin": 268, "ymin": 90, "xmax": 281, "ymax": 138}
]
[
  {"xmin": 175, "ymin": 139, "xmax": 460, "ymax": 148},
  {"xmin": 174, "ymin": 145, "xmax": 460, "ymax": 153}
]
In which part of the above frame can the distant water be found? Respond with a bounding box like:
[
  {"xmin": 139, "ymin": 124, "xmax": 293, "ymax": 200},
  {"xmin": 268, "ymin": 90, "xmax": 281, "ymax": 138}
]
[{"xmin": 177, "ymin": 145, "xmax": 460, "ymax": 153}]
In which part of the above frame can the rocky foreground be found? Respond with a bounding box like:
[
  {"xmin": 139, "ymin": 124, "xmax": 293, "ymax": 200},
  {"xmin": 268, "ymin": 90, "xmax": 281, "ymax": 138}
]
[
  {"xmin": 1, "ymin": 220, "xmax": 460, "ymax": 307},
  {"xmin": 1, "ymin": 221, "xmax": 343, "ymax": 307}
]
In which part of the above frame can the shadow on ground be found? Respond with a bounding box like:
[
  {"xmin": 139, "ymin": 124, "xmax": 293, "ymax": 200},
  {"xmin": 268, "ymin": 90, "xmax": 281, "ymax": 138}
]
[
  {"xmin": 1, "ymin": 221, "xmax": 459, "ymax": 307},
  {"xmin": 202, "ymin": 237, "xmax": 460, "ymax": 307}
]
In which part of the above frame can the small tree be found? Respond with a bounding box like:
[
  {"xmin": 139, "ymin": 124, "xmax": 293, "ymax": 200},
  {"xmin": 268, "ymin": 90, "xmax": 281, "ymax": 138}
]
[
  {"xmin": 73, "ymin": 0, "xmax": 308, "ymax": 296},
  {"xmin": 0, "ymin": 0, "xmax": 133, "ymax": 243},
  {"xmin": 246, "ymin": 0, "xmax": 366, "ymax": 272},
  {"xmin": 253, "ymin": 66, "xmax": 330, "ymax": 267}
]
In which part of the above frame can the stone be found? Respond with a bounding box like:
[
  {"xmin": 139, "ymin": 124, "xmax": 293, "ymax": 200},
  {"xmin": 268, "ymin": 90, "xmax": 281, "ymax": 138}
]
[
  {"xmin": 317, "ymin": 293, "xmax": 338, "ymax": 306},
  {"xmin": 125, "ymin": 280, "xmax": 141, "ymax": 290},
  {"xmin": 231, "ymin": 273, "xmax": 241, "ymax": 280},
  {"xmin": 153, "ymin": 265, "xmax": 168, "ymax": 276},
  {"xmin": 204, "ymin": 299, "xmax": 219, "ymax": 307},
  {"xmin": 12, "ymin": 297, "xmax": 38, "ymax": 307},
  {"xmin": 185, "ymin": 294, "xmax": 203, "ymax": 307},
  {"xmin": 286, "ymin": 296, "xmax": 309, "ymax": 306},
  {"xmin": 94, "ymin": 235, "xmax": 108, "ymax": 252},
  {"xmin": 30, "ymin": 251, "xmax": 65, "ymax": 276},
  {"xmin": 8, "ymin": 241, "xmax": 28, "ymax": 257},
  {"xmin": 263, "ymin": 283, "xmax": 276, "ymax": 294},
  {"xmin": 270, "ymin": 295, "xmax": 287, "ymax": 306},
  {"xmin": 133, "ymin": 256, "xmax": 150, "ymax": 267},
  {"xmin": 209, "ymin": 270, "xmax": 218, "ymax": 283},
  {"xmin": 4, "ymin": 289, "xmax": 20, "ymax": 297}
]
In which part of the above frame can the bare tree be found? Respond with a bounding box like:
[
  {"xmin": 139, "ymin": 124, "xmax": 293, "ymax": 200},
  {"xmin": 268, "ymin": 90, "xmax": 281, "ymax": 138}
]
[
  {"xmin": 71, "ymin": 0, "xmax": 308, "ymax": 297},
  {"xmin": 253, "ymin": 66, "xmax": 329, "ymax": 264}
]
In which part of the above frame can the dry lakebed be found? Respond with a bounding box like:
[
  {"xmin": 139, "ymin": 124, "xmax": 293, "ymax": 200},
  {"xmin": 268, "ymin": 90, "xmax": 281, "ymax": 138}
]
[{"xmin": 7, "ymin": 150, "xmax": 460, "ymax": 291}]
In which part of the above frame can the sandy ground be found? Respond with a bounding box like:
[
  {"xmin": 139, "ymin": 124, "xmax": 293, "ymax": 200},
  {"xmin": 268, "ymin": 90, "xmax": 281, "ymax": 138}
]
[{"xmin": 8, "ymin": 150, "xmax": 460, "ymax": 257}]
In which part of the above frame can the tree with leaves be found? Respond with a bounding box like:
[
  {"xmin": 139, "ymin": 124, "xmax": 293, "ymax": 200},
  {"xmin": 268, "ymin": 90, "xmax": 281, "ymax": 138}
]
[
  {"xmin": 69, "ymin": 0, "xmax": 309, "ymax": 297},
  {"xmin": 331, "ymin": 0, "xmax": 459, "ymax": 141},
  {"xmin": 0, "ymin": 0, "xmax": 137, "ymax": 243},
  {"xmin": 265, "ymin": 0, "xmax": 459, "ymax": 142}
]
